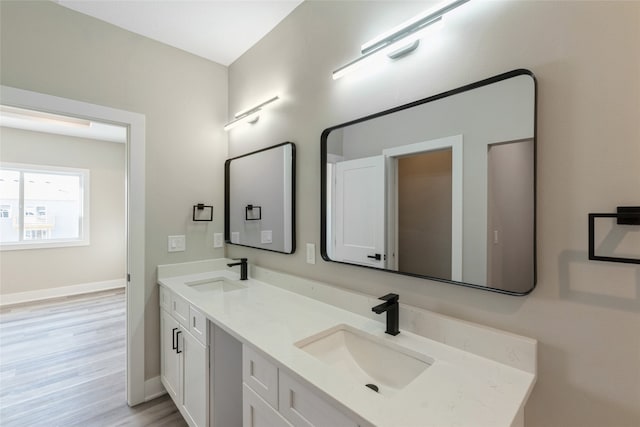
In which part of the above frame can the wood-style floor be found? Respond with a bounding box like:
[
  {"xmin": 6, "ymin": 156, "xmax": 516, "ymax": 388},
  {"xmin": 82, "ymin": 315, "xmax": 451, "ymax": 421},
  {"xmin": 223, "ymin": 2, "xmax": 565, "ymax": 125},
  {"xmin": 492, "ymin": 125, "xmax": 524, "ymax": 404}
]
[{"xmin": 0, "ymin": 289, "xmax": 188, "ymax": 426}]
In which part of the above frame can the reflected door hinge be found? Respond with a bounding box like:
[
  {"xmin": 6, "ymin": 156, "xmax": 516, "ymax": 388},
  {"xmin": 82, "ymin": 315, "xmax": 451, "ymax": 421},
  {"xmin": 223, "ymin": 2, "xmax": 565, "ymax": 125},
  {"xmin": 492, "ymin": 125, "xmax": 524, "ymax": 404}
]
[{"xmin": 127, "ymin": 273, "xmax": 131, "ymax": 282}]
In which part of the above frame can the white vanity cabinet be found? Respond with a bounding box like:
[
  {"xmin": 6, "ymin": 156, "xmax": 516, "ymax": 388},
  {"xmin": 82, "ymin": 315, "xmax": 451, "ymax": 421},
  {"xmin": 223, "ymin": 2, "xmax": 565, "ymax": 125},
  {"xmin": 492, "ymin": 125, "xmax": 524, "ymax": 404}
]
[
  {"xmin": 242, "ymin": 344, "xmax": 364, "ymax": 427},
  {"xmin": 160, "ymin": 288, "xmax": 209, "ymax": 427}
]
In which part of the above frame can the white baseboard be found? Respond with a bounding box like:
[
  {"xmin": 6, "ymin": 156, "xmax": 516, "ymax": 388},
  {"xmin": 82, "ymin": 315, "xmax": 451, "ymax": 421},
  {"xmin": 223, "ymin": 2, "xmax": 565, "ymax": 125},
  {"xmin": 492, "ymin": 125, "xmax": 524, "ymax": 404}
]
[
  {"xmin": 0, "ymin": 279, "xmax": 125, "ymax": 307},
  {"xmin": 145, "ymin": 376, "xmax": 166, "ymax": 401}
]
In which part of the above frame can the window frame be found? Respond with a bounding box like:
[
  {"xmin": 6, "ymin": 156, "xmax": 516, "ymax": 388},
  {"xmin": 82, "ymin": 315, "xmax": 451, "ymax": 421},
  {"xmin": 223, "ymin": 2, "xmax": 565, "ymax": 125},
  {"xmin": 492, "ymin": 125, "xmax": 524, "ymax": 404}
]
[{"xmin": 0, "ymin": 162, "xmax": 90, "ymax": 251}]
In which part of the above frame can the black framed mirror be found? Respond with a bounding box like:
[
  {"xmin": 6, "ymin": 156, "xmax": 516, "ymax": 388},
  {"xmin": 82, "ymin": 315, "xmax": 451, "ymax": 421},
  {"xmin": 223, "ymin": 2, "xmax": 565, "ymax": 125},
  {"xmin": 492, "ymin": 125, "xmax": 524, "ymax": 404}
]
[
  {"xmin": 321, "ymin": 69, "xmax": 536, "ymax": 295},
  {"xmin": 225, "ymin": 142, "xmax": 296, "ymax": 254}
]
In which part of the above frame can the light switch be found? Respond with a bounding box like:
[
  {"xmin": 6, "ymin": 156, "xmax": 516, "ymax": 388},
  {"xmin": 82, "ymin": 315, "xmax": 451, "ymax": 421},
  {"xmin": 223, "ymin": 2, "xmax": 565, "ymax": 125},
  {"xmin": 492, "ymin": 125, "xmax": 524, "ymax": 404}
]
[
  {"xmin": 261, "ymin": 230, "xmax": 273, "ymax": 244},
  {"xmin": 306, "ymin": 243, "xmax": 316, "ymax": 264},
  {"xmin": 168, "ymin": 235, "xmax": 186, "ymax": 252},
  {"xmin": 213, "ymin": 233, "xmax": 224, "ymax": 248}
]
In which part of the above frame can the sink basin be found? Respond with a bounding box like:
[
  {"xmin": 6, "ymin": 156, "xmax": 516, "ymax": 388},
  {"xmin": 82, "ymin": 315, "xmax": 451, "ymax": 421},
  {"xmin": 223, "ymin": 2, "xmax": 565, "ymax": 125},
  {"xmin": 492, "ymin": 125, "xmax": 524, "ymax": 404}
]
[
  {"xmin": 295, "ymin": 325, "xmax": 432, "ymax": 397},
  {"xmin": 185, "ymin": 277, "xmax": 246, "ymax": 293}
]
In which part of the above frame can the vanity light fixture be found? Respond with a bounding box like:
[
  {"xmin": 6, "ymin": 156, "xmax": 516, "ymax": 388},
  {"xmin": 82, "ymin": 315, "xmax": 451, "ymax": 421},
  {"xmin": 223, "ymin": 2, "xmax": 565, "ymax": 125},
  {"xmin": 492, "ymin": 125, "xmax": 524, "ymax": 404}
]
[
  {"xmin": 223, "ymin": 95, "xmax": 279, "ymax": 131},
  {"xmin": 332, "ymin": 0, "xmax": 471, "ymax": 80}
]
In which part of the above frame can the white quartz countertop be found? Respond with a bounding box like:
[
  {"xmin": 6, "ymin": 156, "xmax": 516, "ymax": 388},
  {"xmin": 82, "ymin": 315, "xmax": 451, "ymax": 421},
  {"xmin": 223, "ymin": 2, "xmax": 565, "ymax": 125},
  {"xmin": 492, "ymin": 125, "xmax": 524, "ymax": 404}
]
[{"xmin": 158, "ymin": 267, "xmax": 536, "ymax": 427}]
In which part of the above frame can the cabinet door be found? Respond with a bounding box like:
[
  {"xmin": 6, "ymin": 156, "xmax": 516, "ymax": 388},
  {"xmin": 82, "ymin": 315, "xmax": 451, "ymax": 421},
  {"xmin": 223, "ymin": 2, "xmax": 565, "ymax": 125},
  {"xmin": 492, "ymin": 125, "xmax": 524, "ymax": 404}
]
[
  {"xmin": 243, "ymin": 384, "xmax": 292, "ymax": 427},
  {"xmin": 182, "ymin": 330, "xmax": 208, "ymax": 427},
  {"xmin": 160, "ymin": 309, "xmax": 181, "ymax": 401}
]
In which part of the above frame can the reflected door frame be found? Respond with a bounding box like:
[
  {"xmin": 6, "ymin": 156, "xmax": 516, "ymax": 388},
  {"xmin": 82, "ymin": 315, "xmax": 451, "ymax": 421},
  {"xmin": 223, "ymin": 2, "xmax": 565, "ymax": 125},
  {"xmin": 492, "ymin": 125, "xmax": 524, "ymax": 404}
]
[{"xmin": 383, "ymin": 135, "xmax": 463, "ymax": 281}]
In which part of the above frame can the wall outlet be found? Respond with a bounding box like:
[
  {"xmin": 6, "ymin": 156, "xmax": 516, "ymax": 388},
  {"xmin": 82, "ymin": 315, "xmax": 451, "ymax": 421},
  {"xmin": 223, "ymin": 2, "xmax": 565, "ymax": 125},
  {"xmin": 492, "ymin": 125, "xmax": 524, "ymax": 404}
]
[
  {"xmin": 306, "ymin": 243, "xmax": 316, "ymax": 264},
  {"xmin": 231, "ymin": 232, "xmax": 240, "ymax": 244},
  {"xmin": 261, "ymin": 230, "xmax": 273, "ymax": 244},
  {"xmin": 213, "ymin": 233, "xmax": 224, "ymax": 248},
  {"xmin": 168, "ymin": 235, "xmax": 186, "ymax": 252}
]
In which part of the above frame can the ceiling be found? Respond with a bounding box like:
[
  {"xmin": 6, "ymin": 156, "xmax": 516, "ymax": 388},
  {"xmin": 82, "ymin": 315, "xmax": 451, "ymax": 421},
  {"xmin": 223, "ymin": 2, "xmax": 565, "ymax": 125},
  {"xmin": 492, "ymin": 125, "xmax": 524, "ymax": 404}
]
[{"xmin": 54, "ymin": 0, "xmax": 304, "ymax": 66}]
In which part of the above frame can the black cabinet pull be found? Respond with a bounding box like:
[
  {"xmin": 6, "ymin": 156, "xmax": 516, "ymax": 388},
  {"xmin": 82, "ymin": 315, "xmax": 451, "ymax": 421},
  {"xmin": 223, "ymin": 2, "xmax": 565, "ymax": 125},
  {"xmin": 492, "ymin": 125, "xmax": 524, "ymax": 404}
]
[
  {"xmin": 172, "ymin": 327, "xmax": 178, "ymax": 350},
  {"xmin": 176, "ymin": 331, "xmax": 182, "ymax": 354},
  {"xmin": 367, "ymin": 253, "xmax": 382, "ymax": 261}
]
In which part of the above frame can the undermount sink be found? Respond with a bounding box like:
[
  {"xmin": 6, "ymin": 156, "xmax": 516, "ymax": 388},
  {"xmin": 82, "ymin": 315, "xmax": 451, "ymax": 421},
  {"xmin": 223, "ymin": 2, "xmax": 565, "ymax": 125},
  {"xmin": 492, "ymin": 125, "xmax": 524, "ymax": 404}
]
[
  {"xmin": 295, "ymin": 324, "xmax": 433, "ymax": 397},
  {"xmin": 185, "ymin": 277, "xmax": 246, "ymax": 293}
]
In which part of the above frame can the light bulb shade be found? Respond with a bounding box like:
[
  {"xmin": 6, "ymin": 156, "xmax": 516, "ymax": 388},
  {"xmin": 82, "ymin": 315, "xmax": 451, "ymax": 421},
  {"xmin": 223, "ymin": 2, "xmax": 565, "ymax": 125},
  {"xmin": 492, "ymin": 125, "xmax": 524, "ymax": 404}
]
[
  {"xmin": 223, "ymin": 110, "xmax": 261, "ymax": 131},
  {"xmin": 224, "ymin": 96, "xmax": 279, "ymax": 131},
  {"xmin": 333, "ymin": 0, "xmax": 470, "ymax": 80}
]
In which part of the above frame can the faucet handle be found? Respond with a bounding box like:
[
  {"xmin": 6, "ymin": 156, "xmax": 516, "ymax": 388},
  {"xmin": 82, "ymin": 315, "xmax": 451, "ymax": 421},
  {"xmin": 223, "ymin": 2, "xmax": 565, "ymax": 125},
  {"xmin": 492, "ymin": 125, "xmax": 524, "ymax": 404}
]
[
  {"xmin": 378, "ymin": 293, "xmax": 399, "ymax": 303},
  {"xmin": 232, "ymin": 257, "xmax": 247, "ymax": 262}
]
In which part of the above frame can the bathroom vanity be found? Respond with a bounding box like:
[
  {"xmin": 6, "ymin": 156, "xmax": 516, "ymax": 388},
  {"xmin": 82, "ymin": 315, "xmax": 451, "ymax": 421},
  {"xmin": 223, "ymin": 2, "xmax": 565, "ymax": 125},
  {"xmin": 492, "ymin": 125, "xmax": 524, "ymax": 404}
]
[{"xmin": 158, "ymin": 259, "xmax": 537, "ymax": 427}]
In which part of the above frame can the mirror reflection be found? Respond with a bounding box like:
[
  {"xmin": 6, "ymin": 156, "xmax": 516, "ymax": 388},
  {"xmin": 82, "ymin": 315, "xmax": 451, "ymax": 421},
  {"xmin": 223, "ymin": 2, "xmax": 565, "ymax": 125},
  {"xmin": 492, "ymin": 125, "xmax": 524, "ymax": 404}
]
[
  {"xmin": 225, "ymin": 142, "xmax": 295, "ymax": 254},
  {"xmin": 321, "ymin": 70, "xmax": 536, "ymax": 295}
]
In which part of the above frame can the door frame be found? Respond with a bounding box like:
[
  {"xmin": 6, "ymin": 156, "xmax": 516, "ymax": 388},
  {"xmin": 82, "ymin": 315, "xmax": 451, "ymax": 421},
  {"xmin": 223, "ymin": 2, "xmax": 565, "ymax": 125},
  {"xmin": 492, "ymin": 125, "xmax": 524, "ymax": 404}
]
[
  {"xmin": 1, "ymin": 85, "xmax": 147, "ymax": 405},
  {"xmin": 383, "ymin": 134, "xmax": 463, "ymax": 281}
]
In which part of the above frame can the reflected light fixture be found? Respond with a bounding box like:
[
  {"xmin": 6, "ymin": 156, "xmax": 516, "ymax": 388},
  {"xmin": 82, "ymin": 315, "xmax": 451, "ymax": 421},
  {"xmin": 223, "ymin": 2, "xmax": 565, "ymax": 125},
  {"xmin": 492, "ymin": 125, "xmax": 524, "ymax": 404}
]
[
  {"xmin": 332, "ymin": 0, "xmax": 471, "ymax": 80},
  {"xmin": 223, "ymin": 95, "xmax": 280, "ymax": 131}
]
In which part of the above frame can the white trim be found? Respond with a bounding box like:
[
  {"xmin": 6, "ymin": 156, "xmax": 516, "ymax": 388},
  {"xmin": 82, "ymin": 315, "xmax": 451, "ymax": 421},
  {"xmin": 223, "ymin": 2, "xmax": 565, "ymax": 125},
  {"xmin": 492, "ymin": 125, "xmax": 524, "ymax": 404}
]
[
  {"xmin": 383, "ymin": 134, "xmax": 464, "ymax": 281},
  {"xmin": 0, "ymin": 85, "xmax": 147, "ymax": 406},
  {"xmin": 0, "ymin": 279, "xmax": 125, "ymax": 307},
  {"xmin": 144, "ymin": 376, "xmax": 167, "ymax": 401}
]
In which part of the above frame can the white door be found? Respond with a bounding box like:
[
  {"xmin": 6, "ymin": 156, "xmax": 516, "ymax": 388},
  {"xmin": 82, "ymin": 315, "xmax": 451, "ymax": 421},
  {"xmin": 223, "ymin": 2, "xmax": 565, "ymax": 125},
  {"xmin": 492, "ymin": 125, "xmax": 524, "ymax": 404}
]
[
  {"xmin": 334, "ymin": 156, "xmax": 385, "ymax": 268},
  {"xmin": 160, "ymin": 310, "xmax": 180, "ymax": 402}
]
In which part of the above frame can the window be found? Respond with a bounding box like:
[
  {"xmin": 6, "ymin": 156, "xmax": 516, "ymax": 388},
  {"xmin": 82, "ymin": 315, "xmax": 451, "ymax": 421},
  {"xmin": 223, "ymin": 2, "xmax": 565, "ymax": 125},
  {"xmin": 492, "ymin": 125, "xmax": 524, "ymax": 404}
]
[
  {"xmin": 0, "ymin": 163, "xmax": 90, "ymax": 250},
  {"xmin": 0, "ymin": 205, "xmax": 10, "ymax": 218}
]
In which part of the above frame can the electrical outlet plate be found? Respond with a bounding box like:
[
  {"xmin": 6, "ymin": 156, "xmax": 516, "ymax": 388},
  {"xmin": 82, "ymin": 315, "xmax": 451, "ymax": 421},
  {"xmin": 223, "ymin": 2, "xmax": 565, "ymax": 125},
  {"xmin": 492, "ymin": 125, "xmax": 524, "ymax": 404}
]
[
  {"xmin": 168, "ymin": 235, "xmax": 186, "ymax": 252},
  {"xmin": 213, "ymin": 233, "xmax": 224, "ymax": 248},
  {"xmin": 261, "ymin": 230, "xmax": 273, "ymax": 244},
  {"xmin": 306, "ymin": 243, "xmax": 316, "ymax": 264}
]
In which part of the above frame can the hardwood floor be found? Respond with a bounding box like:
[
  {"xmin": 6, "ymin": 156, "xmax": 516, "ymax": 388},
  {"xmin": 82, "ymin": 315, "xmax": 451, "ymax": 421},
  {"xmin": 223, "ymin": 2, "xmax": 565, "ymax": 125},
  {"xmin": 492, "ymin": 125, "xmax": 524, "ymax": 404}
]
[{"xmin": 0, "ymin": 289, "xmax": 188, "ymax": 426}]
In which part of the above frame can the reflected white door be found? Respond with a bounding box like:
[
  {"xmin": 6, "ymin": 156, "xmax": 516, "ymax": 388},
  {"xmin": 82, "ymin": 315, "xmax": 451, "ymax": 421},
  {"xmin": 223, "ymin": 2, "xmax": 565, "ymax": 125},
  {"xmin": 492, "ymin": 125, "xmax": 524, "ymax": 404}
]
[{"xmin": 334, "ymin": 156, "xmax": 385, "ymax": 268}]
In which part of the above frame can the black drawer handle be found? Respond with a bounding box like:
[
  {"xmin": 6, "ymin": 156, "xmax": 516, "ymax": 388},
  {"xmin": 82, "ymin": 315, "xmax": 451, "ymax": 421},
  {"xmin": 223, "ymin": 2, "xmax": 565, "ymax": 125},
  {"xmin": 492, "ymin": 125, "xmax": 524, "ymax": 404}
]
[
  {"xmin": 176, "ymin": 331, "xmax": 182, "ymax": 354},
  {"xmin": 172, "ymin": 327, "xmax": 178, "ymax": 350},
  {"xmin": 367, "ymin": 254, "xmax": 382, "ymax": 261}
]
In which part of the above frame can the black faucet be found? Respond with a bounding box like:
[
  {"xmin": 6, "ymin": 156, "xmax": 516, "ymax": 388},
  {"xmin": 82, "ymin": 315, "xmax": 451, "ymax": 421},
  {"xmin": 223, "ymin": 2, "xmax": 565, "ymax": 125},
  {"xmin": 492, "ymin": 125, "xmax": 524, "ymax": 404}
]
[
  {"xmin": 372, "ymin": 293, "xmax": 400, "ymax": 336},
  {"xmin": 227, "ymin": 258, "xmax": 248, "ymax": 280}
]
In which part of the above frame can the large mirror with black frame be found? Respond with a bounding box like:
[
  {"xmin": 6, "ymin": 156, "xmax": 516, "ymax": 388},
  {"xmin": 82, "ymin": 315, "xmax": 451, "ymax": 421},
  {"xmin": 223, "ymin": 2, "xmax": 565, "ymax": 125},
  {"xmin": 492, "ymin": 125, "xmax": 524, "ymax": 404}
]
[
  {"xmin": 321, "ymin": 69, "xmax": 536, "ymax": 295},
  {"xmin": 225, "ymin": 142, "xmax": 296, "ymax": 254}
]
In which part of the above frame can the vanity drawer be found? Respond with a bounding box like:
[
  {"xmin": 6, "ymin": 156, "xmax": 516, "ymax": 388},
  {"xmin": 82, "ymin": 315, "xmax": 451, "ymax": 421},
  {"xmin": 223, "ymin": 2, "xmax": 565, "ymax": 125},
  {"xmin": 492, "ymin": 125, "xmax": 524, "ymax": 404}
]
[
  {"xmin": 243, "ymin": 345, "xmax": 279, "ymax": 409},
  {"xmin": 159, "ymin": 286, "xmax": 171, "ymax": 311},
  {"xmin": 189, "ymin": 305, "xmax": 207, "ymax": 345},
  {"xmin": 279, "ymin": 371, "xmax": 358, "ymax": 427},
  {"xmin": 171, "ymin": 293, "xmax": 190, "ymax": 327}
]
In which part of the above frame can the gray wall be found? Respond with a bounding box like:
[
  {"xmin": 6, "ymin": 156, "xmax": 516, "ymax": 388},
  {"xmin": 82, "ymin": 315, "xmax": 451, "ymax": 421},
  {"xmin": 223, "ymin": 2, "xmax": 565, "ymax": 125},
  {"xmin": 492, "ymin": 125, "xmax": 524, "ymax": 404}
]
[
  {"xmin": 0, "ymin": 127, "xmax": 125, "ymax": 294},
  {"xmin": 0, "ymin": 0, "xmax": 228, "ymax": 380},
  {"xmin": 227, "ymin": 2, "xmax": 640, "ymax": 426}
]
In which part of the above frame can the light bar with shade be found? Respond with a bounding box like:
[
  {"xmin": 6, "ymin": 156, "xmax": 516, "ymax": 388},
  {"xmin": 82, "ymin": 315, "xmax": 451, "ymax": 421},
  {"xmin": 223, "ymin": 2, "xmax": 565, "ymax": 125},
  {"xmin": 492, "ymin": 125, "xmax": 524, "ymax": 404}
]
[
  {"xmin": 223, "ymin": 96, "xmax": 280, "ymax": 131},
  {"xmin": 332, "ymin": 0, "xmax": 471, "ymax": 80}
]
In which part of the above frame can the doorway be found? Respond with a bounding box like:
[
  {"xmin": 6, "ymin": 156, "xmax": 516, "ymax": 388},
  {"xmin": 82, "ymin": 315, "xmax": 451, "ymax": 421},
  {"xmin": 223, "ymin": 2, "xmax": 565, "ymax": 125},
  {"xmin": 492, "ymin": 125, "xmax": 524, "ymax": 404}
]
[{"xmin": 0, "ymin": 85, "xmax": 146, "ymax": 405}]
